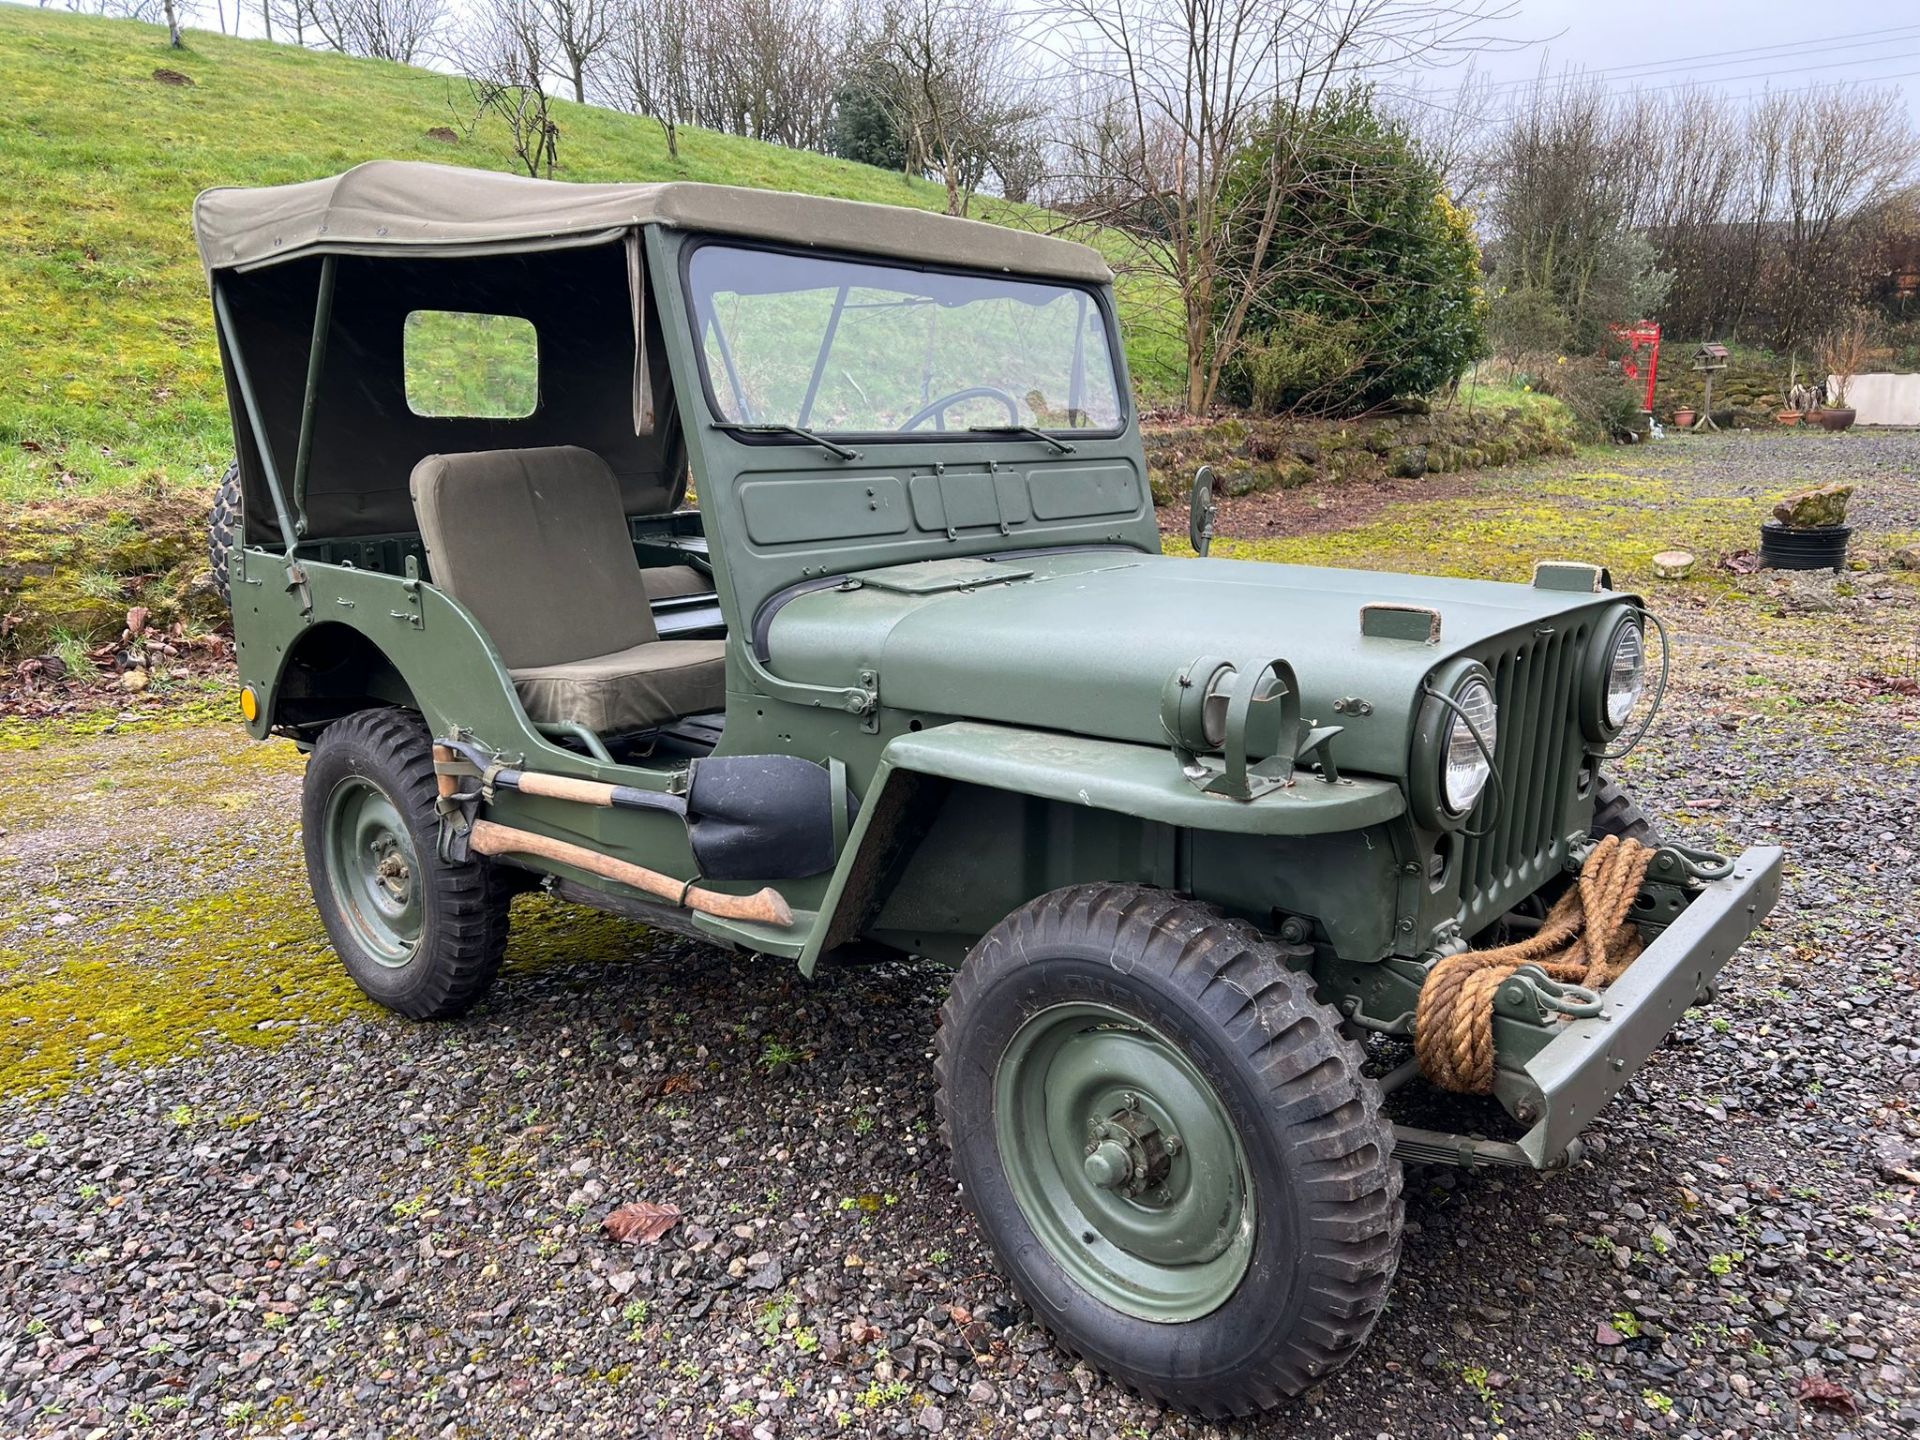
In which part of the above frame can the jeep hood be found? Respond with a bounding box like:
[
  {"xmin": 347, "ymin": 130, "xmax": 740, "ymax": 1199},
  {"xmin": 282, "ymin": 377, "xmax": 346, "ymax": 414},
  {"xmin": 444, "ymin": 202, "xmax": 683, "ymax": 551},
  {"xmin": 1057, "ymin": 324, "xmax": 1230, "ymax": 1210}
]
[{"xmin": 763, "ymin": 550, "xmax": 1624, "ymax": 777}]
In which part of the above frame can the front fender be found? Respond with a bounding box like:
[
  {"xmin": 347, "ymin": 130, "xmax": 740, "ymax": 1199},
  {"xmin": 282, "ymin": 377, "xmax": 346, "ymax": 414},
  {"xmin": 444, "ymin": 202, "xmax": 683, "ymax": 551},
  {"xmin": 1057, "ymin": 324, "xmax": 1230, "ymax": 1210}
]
[{"xmin": 798, "ymin": 720, "xmax": 1404, "ymax": 974}]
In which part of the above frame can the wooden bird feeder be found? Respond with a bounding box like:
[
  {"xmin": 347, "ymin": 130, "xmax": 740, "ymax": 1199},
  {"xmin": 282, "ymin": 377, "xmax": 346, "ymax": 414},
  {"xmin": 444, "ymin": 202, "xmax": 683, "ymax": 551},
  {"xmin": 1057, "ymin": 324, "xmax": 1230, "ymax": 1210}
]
[{"xmin": 1689, "ymin": 344, "xmax": 1730, "ymax": 430}]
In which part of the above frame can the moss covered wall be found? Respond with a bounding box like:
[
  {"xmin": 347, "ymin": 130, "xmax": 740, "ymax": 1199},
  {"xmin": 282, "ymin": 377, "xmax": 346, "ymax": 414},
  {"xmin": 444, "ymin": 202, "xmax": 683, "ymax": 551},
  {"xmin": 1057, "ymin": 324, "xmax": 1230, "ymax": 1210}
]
[
  {"xmin": 1, "ymin": 490, "xmax": 228, "ymax": 659},
  {"xmin": 1142, "ymin": 402, "xmax": 1576, "ymax": 507}
]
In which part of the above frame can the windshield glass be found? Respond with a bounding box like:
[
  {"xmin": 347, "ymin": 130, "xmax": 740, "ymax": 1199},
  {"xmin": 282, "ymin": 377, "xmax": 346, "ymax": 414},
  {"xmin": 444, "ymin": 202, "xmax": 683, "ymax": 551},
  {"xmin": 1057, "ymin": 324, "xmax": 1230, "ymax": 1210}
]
[{"xmin": 686, "ymin": 245, "xmax": 1123, "ymax": 436}]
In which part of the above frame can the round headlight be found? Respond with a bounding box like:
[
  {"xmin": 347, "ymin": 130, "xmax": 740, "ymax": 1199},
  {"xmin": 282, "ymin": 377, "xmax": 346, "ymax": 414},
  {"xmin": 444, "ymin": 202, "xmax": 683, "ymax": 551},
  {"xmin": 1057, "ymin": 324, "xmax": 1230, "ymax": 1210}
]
[
  {"xmin": 1441, "ymin": 678, "xmax": 1498, "ymax": 815},
  {"xmin": 1200, "ymin": 664, "xmax": 1235, "ymax": 748},
  {"xmin": 1605, "ymin": 622, "xmax": 1646, "ymax": 727}
]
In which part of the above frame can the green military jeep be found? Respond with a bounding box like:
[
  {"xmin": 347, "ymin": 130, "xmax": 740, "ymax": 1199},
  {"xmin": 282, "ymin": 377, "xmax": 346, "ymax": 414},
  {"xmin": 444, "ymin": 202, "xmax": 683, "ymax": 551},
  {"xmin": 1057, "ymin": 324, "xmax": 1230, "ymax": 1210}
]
[{"xmin": 193, "ymin": 162, "xmax": 1780, "ymax": 1415}]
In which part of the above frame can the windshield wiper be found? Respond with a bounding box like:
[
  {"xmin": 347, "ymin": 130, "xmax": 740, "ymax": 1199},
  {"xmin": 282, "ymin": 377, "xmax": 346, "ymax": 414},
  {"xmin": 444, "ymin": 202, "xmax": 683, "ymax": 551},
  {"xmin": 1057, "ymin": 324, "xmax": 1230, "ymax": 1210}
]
[
  {"xmin": 712, "ymin": 422, "xmax": 862, "ymax": 462},
  {"xmin": 966, "ymin": 425, "xmax": 1076, "ymax": 455}
]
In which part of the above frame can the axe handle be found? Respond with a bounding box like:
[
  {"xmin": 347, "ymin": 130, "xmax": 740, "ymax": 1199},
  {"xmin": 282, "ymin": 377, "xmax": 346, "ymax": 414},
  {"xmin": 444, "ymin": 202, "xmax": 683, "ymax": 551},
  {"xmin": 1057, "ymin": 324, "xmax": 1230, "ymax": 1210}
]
[
  {"xmin": 467, "ymin": 819, "xmax": 795, "ymax": 929},
  {"xmin": 432, "ymin": 743, "xmax": 459, "ymax": 801}
]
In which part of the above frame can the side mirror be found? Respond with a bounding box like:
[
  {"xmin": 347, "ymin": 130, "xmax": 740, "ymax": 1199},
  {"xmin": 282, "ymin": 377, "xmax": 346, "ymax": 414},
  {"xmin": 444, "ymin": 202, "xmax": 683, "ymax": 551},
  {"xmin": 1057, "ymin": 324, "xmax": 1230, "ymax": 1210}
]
[{"xmin": 1189, "ymin": 465, "xmax": 1218, "ymax": 557}]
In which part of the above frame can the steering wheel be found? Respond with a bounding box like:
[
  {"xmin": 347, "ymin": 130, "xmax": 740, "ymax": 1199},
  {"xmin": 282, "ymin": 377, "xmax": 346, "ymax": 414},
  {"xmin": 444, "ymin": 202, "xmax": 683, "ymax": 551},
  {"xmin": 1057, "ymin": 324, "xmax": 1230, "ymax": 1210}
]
[{"xmin": 897, "ymin": 385, "xmax": 1021, "ymax": 433}]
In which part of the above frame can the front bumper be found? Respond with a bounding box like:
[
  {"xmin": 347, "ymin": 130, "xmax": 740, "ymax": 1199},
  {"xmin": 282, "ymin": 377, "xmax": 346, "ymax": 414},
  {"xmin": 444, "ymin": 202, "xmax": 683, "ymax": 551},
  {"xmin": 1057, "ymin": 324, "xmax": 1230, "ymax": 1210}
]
[
  {"xmin": 1520, "ymin": 844, "xmax": 1783, "ymax": 1166},
  {"xmin": 1394, "ymin": 844, "xmax": 1784, "ymax": 1170}
]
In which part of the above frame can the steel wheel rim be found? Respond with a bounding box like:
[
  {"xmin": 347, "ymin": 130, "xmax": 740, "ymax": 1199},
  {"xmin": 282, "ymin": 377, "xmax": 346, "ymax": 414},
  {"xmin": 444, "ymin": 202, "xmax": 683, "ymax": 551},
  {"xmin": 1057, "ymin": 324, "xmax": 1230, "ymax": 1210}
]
[
  {"xmin": 993, "ymin": 1000, "xmax": 1256, "ymax": 1322},
  {"xmin": 322, "ymin": 775, "xmax": 422, "ymax": 967}
]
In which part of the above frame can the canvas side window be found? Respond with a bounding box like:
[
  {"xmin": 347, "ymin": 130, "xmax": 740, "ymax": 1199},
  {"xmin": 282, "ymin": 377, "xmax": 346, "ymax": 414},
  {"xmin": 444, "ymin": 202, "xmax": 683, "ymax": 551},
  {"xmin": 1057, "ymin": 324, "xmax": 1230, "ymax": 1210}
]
[{"xmin": 403, "ymin": 311, "xmax": 540, "ymax": 418}]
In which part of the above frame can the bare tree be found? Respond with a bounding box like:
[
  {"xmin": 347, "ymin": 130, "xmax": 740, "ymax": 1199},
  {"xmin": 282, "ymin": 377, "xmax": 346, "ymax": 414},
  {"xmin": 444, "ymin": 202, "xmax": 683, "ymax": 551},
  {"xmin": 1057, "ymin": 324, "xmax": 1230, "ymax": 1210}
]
[
  {"xmin": 457, "ymin": 0, "xmax": 561, "ymax": 177},
  {"xmin": 600, "ymin": 0, "xmax": 847, "ymax": 155},
  {"xmin": 602, "ymin": 0, "xmax": 699, "ymax": 157},
  {"xmin": 858, "ymin": 0, "xmax": 1046, "ymax": 216},
  {"xmin": 1043, "ymin": 0, "xmax": 1516, "ymax": 413},
  {"xmin": 1388, "ymin": 63, "xmax": 1500, "ymax": 209},
  {"xmin": 1486, "ymin": 77, "xmax": 1919, "ymax": 351},
  {"xmin": 299, "ymin": 0, "xmax": 446, "ymax": 62},
  {"xmin": 536, "ymin": 0, "xmax": 613, "ymax": 103}
]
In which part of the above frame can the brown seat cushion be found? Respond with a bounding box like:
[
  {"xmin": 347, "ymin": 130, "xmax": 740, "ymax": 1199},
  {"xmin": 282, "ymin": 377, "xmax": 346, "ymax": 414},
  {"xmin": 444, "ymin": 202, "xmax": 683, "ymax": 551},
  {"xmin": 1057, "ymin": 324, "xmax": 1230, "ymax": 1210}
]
[
  {"xmin": 639, "ymin": 564, "xmax": 712, "ymax": 600},
  {"xmin": 511, "ymin": 639, "xmax": 727, "ymax": 734},
  {"xmin": 410, "ymin": 447, "xmax": 724, "ymax": 727}
]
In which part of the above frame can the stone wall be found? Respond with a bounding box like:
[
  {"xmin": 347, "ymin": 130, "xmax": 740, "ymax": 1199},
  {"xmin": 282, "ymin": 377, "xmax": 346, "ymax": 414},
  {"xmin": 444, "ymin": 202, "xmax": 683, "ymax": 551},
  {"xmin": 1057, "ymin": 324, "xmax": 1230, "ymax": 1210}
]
[
  {"xmin": 1142, "ymin": 403, "xmax": 1576, "ymax": 507},
  {"xmin": 1650, "ymin": 355, "xmax": 1787, "ymax": 428}
]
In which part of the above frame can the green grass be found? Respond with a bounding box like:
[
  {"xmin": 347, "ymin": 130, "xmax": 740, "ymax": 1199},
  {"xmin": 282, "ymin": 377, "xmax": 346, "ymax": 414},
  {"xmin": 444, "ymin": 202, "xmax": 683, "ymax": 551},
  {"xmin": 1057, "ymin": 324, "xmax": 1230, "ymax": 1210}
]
[
  {"xmin": 1456, "ymin": 371, "xmax": 1575, "ymax": 428},
  {"xmin": 0, "ymin": 7, "xmax": 1180, "ymax": 505}
]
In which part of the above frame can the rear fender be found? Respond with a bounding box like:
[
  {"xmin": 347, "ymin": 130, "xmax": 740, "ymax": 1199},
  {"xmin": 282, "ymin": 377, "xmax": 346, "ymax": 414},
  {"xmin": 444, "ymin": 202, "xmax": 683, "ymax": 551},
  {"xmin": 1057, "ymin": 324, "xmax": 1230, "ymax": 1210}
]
[{"xmin": 239, "ymin": 552, "xmax": 556, "ymax": 763}]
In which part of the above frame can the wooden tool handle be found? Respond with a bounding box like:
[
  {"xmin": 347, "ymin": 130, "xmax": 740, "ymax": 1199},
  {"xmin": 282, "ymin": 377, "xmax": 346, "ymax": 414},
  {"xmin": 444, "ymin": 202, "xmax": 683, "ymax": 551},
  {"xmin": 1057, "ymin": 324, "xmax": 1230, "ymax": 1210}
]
[
  {"xmin": 513, "ymin": 771, "xmax": 623, "ymax": 807},
  {"xmin": 467, "ymin": 819, "xmax": 794, "ymax": 929},
  {"xmin": 432, "ymin": 743, "xmax": 458, "ymax": 801}
]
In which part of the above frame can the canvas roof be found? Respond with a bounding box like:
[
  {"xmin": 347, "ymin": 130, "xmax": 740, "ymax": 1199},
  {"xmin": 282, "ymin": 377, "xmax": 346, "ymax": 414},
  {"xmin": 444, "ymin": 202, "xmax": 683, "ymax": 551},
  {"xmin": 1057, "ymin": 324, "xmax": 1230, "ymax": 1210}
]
[{"xmin": 192, "ymin": 160, "xmax": 1112, "ymax": 282}]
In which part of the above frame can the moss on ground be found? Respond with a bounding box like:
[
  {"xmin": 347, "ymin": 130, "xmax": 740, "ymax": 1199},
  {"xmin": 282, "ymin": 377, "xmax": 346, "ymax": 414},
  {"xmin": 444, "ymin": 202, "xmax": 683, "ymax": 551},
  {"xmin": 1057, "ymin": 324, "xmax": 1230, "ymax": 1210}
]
[
  {"xmin": 0, "ymin": 698, "xmax": 673, "ymax": 1099},
  {"xmin": 0, "ymin": 883, "xmax": 360, "ymax": 1099},
  {"xmin": 1212, "ymin": 456, "xmax": 1755, "ymax": 591},
  {"xmin": 0, "ymin": 878, "xmax": 666, "ymax": 1100}
]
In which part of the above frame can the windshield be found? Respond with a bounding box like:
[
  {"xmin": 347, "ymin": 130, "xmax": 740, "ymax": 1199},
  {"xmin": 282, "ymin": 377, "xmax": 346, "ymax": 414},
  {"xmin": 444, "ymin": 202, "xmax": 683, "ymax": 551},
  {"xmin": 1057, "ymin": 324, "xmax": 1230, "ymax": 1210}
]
[{"xmin": 685, "ymin": 245, "xmax": 1124, "ymax": 436}]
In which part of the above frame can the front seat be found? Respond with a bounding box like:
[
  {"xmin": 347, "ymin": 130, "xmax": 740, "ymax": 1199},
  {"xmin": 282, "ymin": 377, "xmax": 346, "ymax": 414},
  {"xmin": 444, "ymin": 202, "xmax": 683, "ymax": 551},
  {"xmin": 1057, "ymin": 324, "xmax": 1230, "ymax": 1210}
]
[{"xmin": 410, "ymin": 446, "xmax": 725, "ymax": 733}]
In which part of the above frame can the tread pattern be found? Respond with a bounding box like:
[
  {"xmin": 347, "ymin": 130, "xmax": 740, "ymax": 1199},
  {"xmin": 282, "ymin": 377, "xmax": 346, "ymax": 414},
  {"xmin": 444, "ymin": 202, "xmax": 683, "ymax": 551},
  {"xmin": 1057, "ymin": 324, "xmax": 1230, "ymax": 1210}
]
[
  {"xmin": 1591, "ymin": 773, "xmax": 1659, "ymax": 845},
  {"xmin": 208, "ymin": 460, "xmax": 241, "ymax": 609},
  {"xmin": 305, "ymin": 708, "xmax": 510, "ymax": 1019},
  {"xmin": 934, "ymin": 884, "xmax": 1404, "ymax": 1417}
]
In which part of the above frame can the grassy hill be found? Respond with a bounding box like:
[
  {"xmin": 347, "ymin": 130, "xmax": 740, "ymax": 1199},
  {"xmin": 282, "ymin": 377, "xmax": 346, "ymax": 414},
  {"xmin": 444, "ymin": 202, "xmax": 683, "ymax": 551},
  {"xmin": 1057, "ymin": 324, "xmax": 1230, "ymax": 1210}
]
[{"xmin": 0, "ymin": 7, "xmax": 1181, "ymax": 506}]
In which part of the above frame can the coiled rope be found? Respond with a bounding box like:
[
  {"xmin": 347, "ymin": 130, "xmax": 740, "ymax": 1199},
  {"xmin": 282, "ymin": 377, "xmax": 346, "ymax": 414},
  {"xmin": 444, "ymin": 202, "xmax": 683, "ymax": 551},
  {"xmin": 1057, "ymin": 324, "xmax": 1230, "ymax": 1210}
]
[{"xmin": 1415, "ymin": 836, "xmax": 1657, "ymax": 1095}]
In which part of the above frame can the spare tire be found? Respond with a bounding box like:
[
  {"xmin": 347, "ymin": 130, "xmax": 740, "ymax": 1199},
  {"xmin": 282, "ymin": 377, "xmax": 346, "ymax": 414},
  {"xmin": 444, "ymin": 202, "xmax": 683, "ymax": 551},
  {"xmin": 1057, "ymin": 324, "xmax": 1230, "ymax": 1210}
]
[{"xmin": 209, "ymin": 459, "xmax": 240, "ymax": 609}]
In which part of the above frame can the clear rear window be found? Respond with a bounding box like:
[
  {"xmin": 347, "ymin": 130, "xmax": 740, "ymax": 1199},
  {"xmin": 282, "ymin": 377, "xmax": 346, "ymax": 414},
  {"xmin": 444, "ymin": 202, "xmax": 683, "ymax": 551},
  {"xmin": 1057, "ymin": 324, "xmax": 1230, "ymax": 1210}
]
[{"xmin": 403, "ymin": 310, "xmax": 539, "ymax": 418}]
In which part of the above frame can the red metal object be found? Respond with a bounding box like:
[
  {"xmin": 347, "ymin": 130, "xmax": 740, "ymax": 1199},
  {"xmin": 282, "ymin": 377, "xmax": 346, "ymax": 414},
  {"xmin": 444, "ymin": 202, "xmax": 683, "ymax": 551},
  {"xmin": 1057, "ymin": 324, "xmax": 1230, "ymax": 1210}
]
[{"xmin": 1610, "ymin": 322, "xmax": 1662, "ymax": 413}]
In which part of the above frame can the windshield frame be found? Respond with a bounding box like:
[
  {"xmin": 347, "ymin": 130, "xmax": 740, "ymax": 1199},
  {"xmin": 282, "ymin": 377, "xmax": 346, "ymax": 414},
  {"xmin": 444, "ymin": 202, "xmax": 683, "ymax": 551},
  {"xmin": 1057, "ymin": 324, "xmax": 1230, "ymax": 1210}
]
[{"xmin": 676, "ymin": 236, "xmax": 1131, "ymax": 445}]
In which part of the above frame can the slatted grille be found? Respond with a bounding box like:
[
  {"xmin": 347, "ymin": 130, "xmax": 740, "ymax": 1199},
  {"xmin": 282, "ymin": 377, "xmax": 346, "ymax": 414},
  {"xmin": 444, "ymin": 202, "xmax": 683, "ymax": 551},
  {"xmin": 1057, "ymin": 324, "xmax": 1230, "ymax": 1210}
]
[{"xmin": 1458, "ymin": 623, "xmax": 1588, "ymax": 934}]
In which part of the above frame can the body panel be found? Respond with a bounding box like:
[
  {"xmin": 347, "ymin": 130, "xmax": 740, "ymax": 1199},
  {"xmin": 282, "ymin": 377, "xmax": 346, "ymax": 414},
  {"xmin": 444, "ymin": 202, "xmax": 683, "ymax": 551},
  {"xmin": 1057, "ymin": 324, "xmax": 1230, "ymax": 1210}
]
[{"xmin": 767, "ymin": 550, "xmax": 1621, "ymax": 777}]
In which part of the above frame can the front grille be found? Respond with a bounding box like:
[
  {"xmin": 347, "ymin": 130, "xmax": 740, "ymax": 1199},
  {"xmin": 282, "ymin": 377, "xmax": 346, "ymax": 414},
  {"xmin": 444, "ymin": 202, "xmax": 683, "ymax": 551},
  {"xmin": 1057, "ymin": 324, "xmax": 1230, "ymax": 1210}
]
[{"xmin": 1457, "ymin": 621, "xmax": 1589, "ymax": 934}]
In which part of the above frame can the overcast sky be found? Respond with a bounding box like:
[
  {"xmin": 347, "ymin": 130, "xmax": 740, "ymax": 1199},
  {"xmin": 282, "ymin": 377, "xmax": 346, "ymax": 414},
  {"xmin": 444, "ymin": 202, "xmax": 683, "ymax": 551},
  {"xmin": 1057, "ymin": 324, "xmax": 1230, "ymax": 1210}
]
[
  {"xmin": 1435, "ymin": 2, "xmax": 1920, "ymax": 125},
  {"xmin": 12, "ymin": 0, "xmax": 1919, "ymax": 128}
]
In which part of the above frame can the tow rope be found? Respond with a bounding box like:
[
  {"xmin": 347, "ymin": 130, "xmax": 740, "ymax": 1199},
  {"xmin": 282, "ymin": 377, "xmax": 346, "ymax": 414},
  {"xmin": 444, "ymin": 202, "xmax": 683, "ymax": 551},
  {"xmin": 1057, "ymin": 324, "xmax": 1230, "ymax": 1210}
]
[{"xmin": 1415, "ymin": 836, "xmax": 1656, "ymax": 1095}]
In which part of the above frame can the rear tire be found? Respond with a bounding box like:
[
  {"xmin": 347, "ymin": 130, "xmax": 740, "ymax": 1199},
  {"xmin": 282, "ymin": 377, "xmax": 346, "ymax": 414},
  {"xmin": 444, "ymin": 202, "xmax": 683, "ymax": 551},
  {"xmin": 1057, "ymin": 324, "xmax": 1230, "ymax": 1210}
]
[
  {"xmin": 209, "ymin": 460, "xmax": 241, "ymax": 609},
  {"xmin": 1592, "ymin": 774, "xmax": 1659, "ymax": 845},
  {"xmin": 935, "ymin": 885, "xmax": 1402, "ymax": 1417},
  {"xmin": 303, "ymin": 708, "xmax": 511, "ymax": 1019}
]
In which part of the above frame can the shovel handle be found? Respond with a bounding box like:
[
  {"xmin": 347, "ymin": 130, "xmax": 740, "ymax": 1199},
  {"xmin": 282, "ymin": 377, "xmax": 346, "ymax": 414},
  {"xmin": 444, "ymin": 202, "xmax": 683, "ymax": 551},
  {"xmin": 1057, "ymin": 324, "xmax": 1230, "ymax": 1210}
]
[{"xmin": 467, "ymin": 819, "xmax": 794, "ymax": 929}]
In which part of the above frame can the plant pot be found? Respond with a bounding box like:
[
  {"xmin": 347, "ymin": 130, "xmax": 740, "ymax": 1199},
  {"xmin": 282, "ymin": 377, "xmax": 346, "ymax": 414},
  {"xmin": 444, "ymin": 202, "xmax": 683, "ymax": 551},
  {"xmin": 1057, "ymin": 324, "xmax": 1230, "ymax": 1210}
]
[
  {"xmin": 1812, "ymin": 407, "xmax": 1856, "ymax": 432},
  {"xmin": 1672, "ymin": 407, "xmax": 1696, "ymax": 428},
  {"xmin": 1775, "ymin": 409, "xmax": 1804, "ymax": 426},
  {"xmin": 1759, "ymin": 521, "xmax": 1850, "ymax": 571}
]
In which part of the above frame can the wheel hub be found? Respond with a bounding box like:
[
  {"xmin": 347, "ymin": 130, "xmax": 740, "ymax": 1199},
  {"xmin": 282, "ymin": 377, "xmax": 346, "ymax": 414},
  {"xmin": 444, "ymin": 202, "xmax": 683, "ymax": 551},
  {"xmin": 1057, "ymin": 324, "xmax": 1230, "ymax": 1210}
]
[
  {"xmin": 1082, "ymin": 1095, "xmax": 1179, "ymax": 1199},
  {"xmin": 374, "ymin": 842, "xmax": 412, "ymax": 900}
]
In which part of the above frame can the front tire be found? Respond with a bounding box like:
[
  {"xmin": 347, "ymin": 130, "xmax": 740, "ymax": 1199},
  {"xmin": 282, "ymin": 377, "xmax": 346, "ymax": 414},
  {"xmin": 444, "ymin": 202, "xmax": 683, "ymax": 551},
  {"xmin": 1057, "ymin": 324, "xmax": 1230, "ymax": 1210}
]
[
  {"xmin": 935, "ymin": 885, "xmax": 1402, "ymax": 1417},
  {"xmin": 302, "ymin": 708, "xmax": 510, "ymax": 1018},
  {"xmin": 1592, "ymin": 773, "xmax": 1659, "ymax": 845}
]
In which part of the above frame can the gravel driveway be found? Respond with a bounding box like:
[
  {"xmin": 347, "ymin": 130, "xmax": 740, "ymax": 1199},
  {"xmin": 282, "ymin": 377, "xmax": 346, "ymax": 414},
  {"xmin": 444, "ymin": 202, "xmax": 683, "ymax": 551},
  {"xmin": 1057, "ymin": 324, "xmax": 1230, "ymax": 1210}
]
[{"xmin": 2, "ymin": 431, "xmax": 1917, "ymax": 1438}]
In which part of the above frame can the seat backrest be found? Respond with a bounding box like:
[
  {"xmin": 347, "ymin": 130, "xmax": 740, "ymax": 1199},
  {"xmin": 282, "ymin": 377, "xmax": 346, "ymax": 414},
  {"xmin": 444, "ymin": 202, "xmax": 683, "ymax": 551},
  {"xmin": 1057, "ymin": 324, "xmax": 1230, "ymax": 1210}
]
[{"xmin": 410, "ymin": 446, "xmax": 658, "ymax": 670}]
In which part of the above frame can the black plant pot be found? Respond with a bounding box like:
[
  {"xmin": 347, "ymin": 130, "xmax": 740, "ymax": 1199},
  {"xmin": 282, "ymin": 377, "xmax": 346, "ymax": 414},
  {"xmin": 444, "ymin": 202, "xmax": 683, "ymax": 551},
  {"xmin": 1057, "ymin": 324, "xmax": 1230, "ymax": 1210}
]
[{"xmin": 1759, "ymin": 521, "xmax": 1850, "ymax": 571}]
